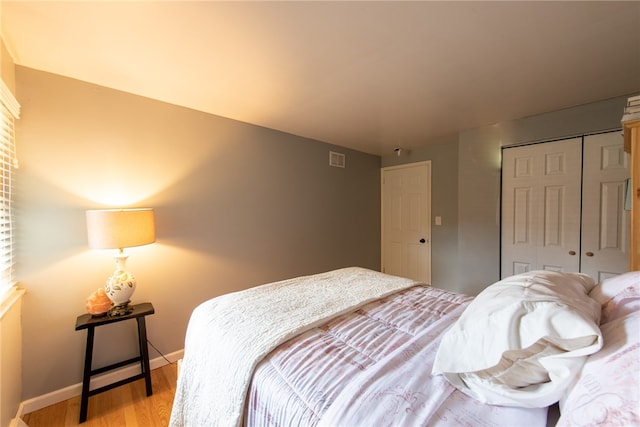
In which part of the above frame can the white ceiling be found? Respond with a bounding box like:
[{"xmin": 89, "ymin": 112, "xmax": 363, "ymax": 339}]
[{"xmin": 2, "ymin": 1, "xmax": 639, "ymax": 156}]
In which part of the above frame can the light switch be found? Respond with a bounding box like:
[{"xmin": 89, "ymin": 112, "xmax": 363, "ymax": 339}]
[{"xmin": 435, "ymin": 216, "xmax": 442, "ymax": 226}]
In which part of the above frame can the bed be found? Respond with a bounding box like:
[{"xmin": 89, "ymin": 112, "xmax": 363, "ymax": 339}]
[{"xmin": 169, "ymin": 267, "xmax": 640, "ymax": 427}]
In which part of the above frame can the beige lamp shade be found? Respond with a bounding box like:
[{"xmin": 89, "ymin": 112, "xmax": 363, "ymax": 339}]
[{"xmin": 86, "ymin": 208, "xmax": 156, "ymax": 250}]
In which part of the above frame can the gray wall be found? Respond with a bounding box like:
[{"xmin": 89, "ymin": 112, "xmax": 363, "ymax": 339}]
[
  {"xmin": 15, "ymin": 66, "xmax": 381, "ymax": 399},
  {"xmin": 383, "ymin": 95, "xmax": 633, "ymax": 296}
]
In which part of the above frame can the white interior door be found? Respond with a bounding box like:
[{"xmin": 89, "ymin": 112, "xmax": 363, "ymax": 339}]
[
  {"xmin": 581, "ymin": 132, "xmax": 630, "ymax": 282},
  {"xmin": 381, "ymin": 161, "xmax": 431, "ymax": 283},
  {"xmin": 501, "ymin": 138, "xmax": 582, "ymax": 277}
]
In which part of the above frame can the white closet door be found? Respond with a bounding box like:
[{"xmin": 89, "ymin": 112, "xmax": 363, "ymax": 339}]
[
  {"xmin": 581, "ymin": 132, "xmax": 630, "ymax": 282},
  {"xmin": 501, "ymin": 138, "xmax": 582, "ymax": 277}
]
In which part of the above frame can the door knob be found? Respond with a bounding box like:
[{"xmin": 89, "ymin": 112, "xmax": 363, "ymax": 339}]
[
  {"xmin": 568, "ymin": 251, "xmax": 576, "ymax": 256},
  {"xmin": 419, "ymin": 238, "xmax": 426, "ymax": 243},
  {"xmin": 586, "ymin": 252, "xmax": 594, "ymax": 257}
]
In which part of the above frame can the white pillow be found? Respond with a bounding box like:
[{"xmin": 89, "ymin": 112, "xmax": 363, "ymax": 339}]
[
  {"xmin": 432, "ymin": 270, "xmax": 602, "ymax": 408},
  {"xmin": 558, "ymin": 310, "xmax": 640, "ymax": 426},
  {"xmin": 589, "ymin": 271, "xmax": 640, "ymax": 324}
]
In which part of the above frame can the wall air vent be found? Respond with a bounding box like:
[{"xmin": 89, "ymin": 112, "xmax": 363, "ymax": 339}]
[{"xmin": 329, "ymin": 151, "xmax": 345, "ymax": 168}]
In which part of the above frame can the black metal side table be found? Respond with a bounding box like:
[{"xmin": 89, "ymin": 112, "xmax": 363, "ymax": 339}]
[{"xmin": 75, "ymin": 302, "xmax": 155, "ymax": 423}]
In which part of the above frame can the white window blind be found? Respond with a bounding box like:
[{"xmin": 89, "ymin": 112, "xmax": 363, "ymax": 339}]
[{"xmin": 0, "ymin": 79, "xmax": 19, "ymax": 299}]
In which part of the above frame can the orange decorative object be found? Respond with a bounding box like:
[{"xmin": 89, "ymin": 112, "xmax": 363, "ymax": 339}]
[{"xmin": 85, "ymin": 287, "xmax": 112, "ymax": 315}]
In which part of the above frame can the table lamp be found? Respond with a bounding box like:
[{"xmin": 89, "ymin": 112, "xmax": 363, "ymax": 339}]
[{"xmin": 86, "ymin": 208, "xmax": 155, "ymax": 316}]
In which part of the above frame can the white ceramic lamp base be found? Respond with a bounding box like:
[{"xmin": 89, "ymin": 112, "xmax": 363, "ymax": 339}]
[{"xmin": 105, "ymin": 253, "xmax": 136, "ymax": 316}]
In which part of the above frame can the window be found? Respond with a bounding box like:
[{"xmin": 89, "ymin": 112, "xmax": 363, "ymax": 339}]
[{"xmin": 0, "ymin": 79, "xmax": 20, "ymax": 300}]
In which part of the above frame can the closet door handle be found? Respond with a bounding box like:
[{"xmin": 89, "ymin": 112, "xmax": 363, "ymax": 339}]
[
  {"xmin": 586, "ymin": 252, "xmax": 594, "ymax": 257},
  {"xmin": 568, "ymin": 251, "xmax": 576, "ymax": 256}
]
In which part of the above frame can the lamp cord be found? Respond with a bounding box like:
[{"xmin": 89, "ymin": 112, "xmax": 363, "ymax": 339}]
[{"xmin": 147, "ymin": 339, "xmax": 175, "ymax": 365}]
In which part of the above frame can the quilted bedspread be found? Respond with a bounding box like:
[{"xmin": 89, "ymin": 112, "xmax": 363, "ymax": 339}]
[
  {"xmin": 246, "ymin": 285, "xmax": 548, "ymax": 427},
  {"xmin": 169, "ymin": 267, "xmax": 420, "ymax": 427}
]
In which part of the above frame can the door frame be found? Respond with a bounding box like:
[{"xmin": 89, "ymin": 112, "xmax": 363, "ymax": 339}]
[{"xmin": 381, "ymin": 160, "xmax": 432, "ymax": 283}]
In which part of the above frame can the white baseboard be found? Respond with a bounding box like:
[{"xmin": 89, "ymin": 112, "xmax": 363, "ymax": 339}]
[
  {"xmin": 19, "ymin": 349, "xmax": 184, "ymax": 416},
  {"xmin": 9, "ymin": 416, "xmax": 28, "ymax": 427},
  {"xmin": 9, "ymin": 402, "xmax": 27, "ymax": 427}
]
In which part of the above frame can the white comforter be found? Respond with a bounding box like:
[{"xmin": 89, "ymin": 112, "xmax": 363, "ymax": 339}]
[
  {"xmin": 433, "ymin": 270, "xmax": 603, "ymax": 408},
  {"xmin": 169, "ymin": 267, "xmax": 419, "ymax": 427}
]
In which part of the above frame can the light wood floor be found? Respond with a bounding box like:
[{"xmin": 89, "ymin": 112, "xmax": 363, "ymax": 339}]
[{"xmin": 22, "ymin": 363, "xmax": 177, "ymax": 427}]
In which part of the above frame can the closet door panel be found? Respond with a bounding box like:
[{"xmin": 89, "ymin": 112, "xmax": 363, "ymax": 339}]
[
  {"xmin": 581, "ymin": 132, "xmax": 630, "ymax": 282},
  {"xmin": 537, "ymin": 140, "xmax": 582, "ymax": 272},
  {"xmin": 501, "ymin": 138, "xmax": 581, "ymax": 277}
]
